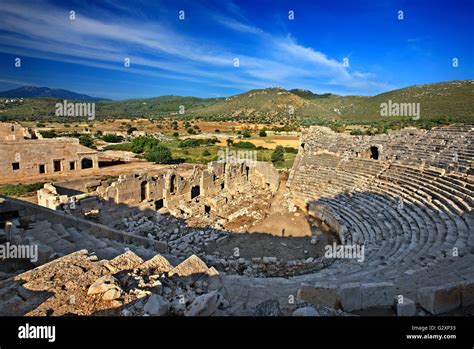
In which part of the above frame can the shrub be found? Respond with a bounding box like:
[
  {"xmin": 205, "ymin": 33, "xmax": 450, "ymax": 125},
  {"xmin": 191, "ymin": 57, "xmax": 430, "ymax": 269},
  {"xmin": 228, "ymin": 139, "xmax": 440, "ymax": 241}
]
[
  {"xmin": 101, "ymin": 134, "xmax": 124, "ymax": 143},
  {"xmin": 259, "ymin": 129, "xmax": 267, "ymax": 137},
  {"xmin": 350, "ymin": 128, "xmax": 366, "ymax": 136},
  {"xmin": 283, "ymin": 146, "xmax": 298, "ymax": 154},
  {"xmin": 242, "ymin": 130, "xmax": 251, "ymax": 138},
  {"xmin": 79, "ymin": 134, "xmax": 94, "ymax": 148},
  {"xmin": 39, "ymin": 130, "xmax": 58, "ymax": 138},
  {"xmin": 187, "ymin": 128, "xmax": 195, "ymax": 135},
  {"xmin": 172, "ymin": 132, "xmax": 179, "ymax": 137},
  {"xmin": 102, "ymin": 143, "xmax": 133, "ymax": 151},
  {"xmin": 234, "ymin": 141, "xmax": 256, "ymax": 149},
  {"xmin": 131, "ymin": 136, "xmax": 160, "ymax": 153},
  {"xmin": 178, "ymin": 138, "xmax": 218, "ymax": 148},
  {"xmin": 202, "ymin": 149, "xmax": 211, "ymax": 156},
  {"xmin": 271, "ymin": 145, "xmax": 285, "ymax": 163},
  {"xmin": 178, "ymin": 138, "xmax": 199, "ymax": 148},
  {"xmin": 127, "ymin": 126, "xmax": 138, "ymax": 135},
  {"xmin": 145, "ymin": 144, "xmax": 173, "ymax": 164}
]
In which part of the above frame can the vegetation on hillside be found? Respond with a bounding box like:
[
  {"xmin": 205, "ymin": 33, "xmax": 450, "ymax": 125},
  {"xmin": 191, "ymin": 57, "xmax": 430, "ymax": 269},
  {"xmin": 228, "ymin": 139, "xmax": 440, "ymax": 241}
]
[{"xmin": 1, "ymin": 81, "xmax": 472, "ymax": 132}]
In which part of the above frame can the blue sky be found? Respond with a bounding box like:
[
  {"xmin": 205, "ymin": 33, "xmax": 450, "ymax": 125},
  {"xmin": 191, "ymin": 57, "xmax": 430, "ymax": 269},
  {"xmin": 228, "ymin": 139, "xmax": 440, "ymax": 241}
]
[{"xmin": 0, "ymin": 0, "xmax": 472, "ymax": 99}]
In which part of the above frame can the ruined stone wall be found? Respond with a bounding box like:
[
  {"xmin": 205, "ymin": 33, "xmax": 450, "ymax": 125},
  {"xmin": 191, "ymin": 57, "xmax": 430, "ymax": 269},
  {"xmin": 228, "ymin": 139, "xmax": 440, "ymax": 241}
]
[
  {"xmin": 99, "ymin": 161, "xmax": 278, "ymax": 210},
  {"xmin": 250, "ymin": 162, "xmax": 280, "ymax": 191},
  {"xmin": 0, "ymin": 122, "xmax": 39, "ymax": 141},
  {"xmin": 0, "ymin": 195, "xmax": 167, "ymax": 252},
  {"xmin": 37, "ymin": 161, "xmax": 280, "ymax": 219},
  {"xmin": 0, "ymin": 138, "xmax": 99, "ymax": 177}
]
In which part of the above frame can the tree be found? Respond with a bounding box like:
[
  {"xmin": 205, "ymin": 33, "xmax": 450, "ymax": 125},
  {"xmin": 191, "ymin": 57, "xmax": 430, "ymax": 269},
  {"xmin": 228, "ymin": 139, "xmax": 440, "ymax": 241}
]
[
  {"xmin": 271, "ymin": 145, "xmax": 285, "ymax": 164},
  {"xmin": 234, "ymin": 141, "xmax": 256, "ymax": 149},
  {"xmin": 101, "ymin": 134, "xmax": 124, "ymax": 143},
  {"xmin": 202, "ymin": 149, "xmax": 211, "ymax": 156},
  {"xmin": 187, "ymin": 127, "xmax": 195, "ymax": 135},
  {"xmin": 127, "ymin": 126, "xmax": 138, "ymax": 135},
  {"xmin": 79, "ymin": 134, "xmax": 94, "ymax": 148},
  {"xmin": 226, "ymin": 139, "xmax": 234, "ymax": 147},
  {"xmin": 172, "ymin": 132, "xmax": 179, "ymax": 137},
  {"xmin": 259, "ymin": 129, "xmax": 267, "ymax": 137},
  {"xmin": 131, "ymin": 136, "xmax": 160, "ymax": 153},
  {"xmin": 242, "ymin": 129, "xmax": 251, "ymax": 138},
  {"xmin": 145, "ymin": 144, "xmax": 173, "ymax": 164}
]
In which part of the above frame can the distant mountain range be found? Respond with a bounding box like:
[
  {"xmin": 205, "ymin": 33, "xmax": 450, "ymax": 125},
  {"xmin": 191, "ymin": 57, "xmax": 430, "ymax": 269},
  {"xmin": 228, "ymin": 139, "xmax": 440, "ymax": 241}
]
[
  {"xmin": 0, "ymin": 86, "xmax": 109, "ymax": 101},
  {"xmin": 0, "ymin": 81, "xmax": 473, "ymax": 126}
]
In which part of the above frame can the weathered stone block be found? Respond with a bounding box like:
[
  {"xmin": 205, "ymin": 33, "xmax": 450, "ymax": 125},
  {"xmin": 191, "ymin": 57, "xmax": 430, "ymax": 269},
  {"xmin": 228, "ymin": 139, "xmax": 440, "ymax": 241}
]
[
  {"xmin": 297, "ymin": 283, "xmax": 341, "ymax": 309},
  {"xmin": 459, "ymin": 280, "xmax": 474, "ymax": 307},
  {"xmin": 361, "ymin": 282, "xmax": 395, "ymax": 309},
  {"xmin": 417, "ymin": 283, "xmax": 460, "ymax": 315},
  {"xmin": 292, "ymin": 307, "xmax": 320, "ymax": 316},
  {"xmin": 339, "ymin": 283, "xmax": 361, "ymax": 312},
  {"xmin": 394, "ymin": 296, "xmax": 417, "ymax": 316}
]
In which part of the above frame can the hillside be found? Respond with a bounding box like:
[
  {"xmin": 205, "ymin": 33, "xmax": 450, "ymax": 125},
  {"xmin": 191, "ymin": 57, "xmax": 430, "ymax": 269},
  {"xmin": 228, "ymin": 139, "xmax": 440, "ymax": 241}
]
[
  {"xmin": 340, "ymin": 80, "xmax": 474, "ymax": 123},
  {"xmin": 0, "ymin": 80, "xmax": 473, "ymax": 127},
  {"xmin": 188, "ymin": 87, "xmax": 308, "ymax": 123},
  {"xmin": 0, "ymin": 86, "xmax": 109, "ymax": 101}
]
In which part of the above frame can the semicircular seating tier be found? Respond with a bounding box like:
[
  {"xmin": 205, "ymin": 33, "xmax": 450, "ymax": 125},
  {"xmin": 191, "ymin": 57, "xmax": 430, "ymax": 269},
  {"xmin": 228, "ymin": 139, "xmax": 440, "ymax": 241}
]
[{"xmin": 286, "ymin": 125, "xmax": 474, "ymax": 300}]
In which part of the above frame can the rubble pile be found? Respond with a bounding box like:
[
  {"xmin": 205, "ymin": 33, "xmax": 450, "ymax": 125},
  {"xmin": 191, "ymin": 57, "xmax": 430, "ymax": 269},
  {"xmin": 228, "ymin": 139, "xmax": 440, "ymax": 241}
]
[{"xmin": 0, "ymin": 250, "xmax": 230, "ymax": 317}]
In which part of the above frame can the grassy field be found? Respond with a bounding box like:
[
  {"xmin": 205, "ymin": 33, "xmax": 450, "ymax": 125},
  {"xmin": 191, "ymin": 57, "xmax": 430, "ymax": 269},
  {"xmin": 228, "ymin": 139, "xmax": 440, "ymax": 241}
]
[
  {"xmin": 103, "ymin": 135, "xmax": 297, "ymax": 168},
  {"xmin": 0, "ymin": 182, "xmax": 45, "ymax": 197}
]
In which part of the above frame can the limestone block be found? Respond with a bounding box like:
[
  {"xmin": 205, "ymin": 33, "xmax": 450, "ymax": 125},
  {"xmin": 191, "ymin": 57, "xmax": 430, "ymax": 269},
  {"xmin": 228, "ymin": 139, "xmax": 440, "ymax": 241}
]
[
  {"xmin": 297, "ymin": 283, "xmax": 341, "ymax": 309},
  {"xmin": 417, "ymin": 283, "xmax": 460, "ymax": 315},
  {"xmin": 459, "ymin": 280, "xmax": 474, "ymax": 307},
  {"xmin": 394, "ymin": 296, "xmax": 417, "ymax": 316},
  {"xmin": 361, "ymin": 282, "xmax": 395, "ymax": 309},
  {"xmin": 339, "ymin": 283, "xmax": 361, "ymax": 312}
]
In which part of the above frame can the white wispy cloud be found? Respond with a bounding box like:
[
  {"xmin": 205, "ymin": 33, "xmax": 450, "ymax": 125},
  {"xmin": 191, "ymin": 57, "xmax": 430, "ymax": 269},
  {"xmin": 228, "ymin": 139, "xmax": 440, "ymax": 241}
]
[{"xmin": 0, "ymin": 0, "xmax": 393, "ymax": 96}]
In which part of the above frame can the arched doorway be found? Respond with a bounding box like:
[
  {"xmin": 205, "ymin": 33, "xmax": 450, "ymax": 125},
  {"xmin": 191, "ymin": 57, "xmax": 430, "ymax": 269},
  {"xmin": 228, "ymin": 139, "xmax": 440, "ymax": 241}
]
[
  {"xmin": 81, "ymin": 158, "xmax": 93, "ymax": 169},
  {"xmin": 370, "ymin": 146, "xmax": 379, "ymax": 160},
  {"xmin": 360, "ymin": 146, "xmax": 380, "ymax": 160}
]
